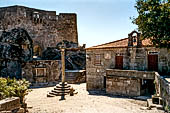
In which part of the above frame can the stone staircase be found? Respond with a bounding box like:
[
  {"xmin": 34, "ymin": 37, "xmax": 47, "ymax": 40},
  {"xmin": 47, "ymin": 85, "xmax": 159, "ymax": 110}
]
[
  {"xmin": 65, "ymin": 70, "xmax": 86, "ymax": 84},
  {"xmin": 65, "ymin": 74, "xmax": 77, "ymax": 83},
  {"xmin": 57, "ymin": 75, "xmax": 77, "ymax": 84},
  {"xmin": 47, "ymin": 82, "xmax": 73, "ymax": 97}
]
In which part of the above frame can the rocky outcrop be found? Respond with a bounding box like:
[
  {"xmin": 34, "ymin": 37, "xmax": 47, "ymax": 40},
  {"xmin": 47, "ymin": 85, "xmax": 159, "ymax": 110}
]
[
  {"xmin": 0, "ymin": 28, "xmax": 33, "ymax": 78},
  {"xmin": 42, "ymin": 40, "xmax": 86, "ymax": 70}
]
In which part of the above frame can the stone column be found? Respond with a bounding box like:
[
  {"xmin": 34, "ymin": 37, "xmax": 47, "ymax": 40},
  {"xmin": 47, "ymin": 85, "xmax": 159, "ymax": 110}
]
[{"xmin": 61, "ymin": 48, "xmax": 65, "ymax": 83}]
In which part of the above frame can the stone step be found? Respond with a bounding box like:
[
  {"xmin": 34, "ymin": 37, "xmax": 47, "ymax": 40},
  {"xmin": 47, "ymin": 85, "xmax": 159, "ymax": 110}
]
[
  {"xmin": 56, "ymin": 85, "xmax": 71, "ymax": 89},
  {"xmin": 49, "ymin": 92, "xmax": 68, "ymax": 96},
  {"xmin": 54, "ymin": 87, "xmax": 70, "ymax": 91},
  {"xmin": 51, "ymin": 90, "xmax": 70, "ymax": 94},
  {"xmin": 65, "ymin": 77, "xmax": 76, "ymax": 79},
  {"xmin": 65, "ymin": 79, "xmax": 76, "ymax": 81},
  {"xmin": 66, "ymin": 75, "xmax": 76, "ymax": 77},
  {"xmin": 47, "ymin": 93, "xmax": 55, "ymax": 97},
  {"xmin": 156, "ymin": 105, "xmax": 164, "ymax": 110}
]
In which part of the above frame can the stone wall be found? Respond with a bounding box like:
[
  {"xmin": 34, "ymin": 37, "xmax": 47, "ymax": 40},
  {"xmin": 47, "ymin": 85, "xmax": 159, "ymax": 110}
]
[
  {"xmin": 86, "ymin": 47, "xmax": 170, "ymax": 90},
  {"xmin": 106, "ymin": 76, "xmax": 140, "ymax": 96},
  {"xmin": 22, "ymin": 60, "xmax": 61, "ymax": 84},
  {"xmin": 155, "ymin": 72, "xmax": 170, "ymax": 108},
  {"xmin": 0, "ymin": 97, "xmax": 24, "ymax": 113},
  {"xmin": 106, "ymin": 69, "xmax": 155, "ymax": 96},
  {"xmin": 0, "ymin": 5, "xmax": 78, "ymax": 55}
]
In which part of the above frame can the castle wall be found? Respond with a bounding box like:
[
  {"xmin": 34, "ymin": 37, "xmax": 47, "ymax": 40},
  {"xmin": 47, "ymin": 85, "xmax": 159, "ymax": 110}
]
[{"xmin": 0, "ymin": 5, "xmax": 78, "ymax": 55}]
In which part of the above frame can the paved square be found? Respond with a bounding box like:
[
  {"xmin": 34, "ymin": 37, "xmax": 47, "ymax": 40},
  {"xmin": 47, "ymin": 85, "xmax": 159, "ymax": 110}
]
[{"xmin": 26, "ymin": 83, "xmax": 164, "ymax": 113}]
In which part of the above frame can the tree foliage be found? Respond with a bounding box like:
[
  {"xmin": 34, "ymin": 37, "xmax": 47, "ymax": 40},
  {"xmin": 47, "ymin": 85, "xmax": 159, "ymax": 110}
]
[{"xmin": 133, "ymin": 0, "xmax": 170, "ymax": 48}]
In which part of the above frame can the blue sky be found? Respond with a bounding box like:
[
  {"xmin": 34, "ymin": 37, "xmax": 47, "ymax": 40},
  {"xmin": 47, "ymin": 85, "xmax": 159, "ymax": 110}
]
[{"xmin": 0, "ymin": 0, "xmax": 138, "ymax": 47}]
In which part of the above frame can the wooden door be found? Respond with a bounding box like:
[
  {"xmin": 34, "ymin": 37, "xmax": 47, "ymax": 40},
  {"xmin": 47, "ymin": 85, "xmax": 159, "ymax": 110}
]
[
  {"xmin": 148, "ymin": 55, "xmax": 158, "ymax": 71},
  {"xmin": 115, "ymin": 56, "xmax": 123, "ymax": 69}
]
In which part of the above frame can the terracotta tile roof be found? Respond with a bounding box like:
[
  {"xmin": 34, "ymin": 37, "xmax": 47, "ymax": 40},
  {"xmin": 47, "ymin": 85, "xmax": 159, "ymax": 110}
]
[{"xmin": 87, "ymin": 38, "xmax": 153, "ymax": 49}]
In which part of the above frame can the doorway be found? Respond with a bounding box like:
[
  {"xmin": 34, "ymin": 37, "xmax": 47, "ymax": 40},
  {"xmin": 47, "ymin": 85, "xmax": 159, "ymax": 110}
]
[
  {"xmin": 104, "ymin": 76, "xmax": 106, "ymax": 89},
  {"xmin": 115, "ymin": 56, "xmax": 123, "ymax": 69},
  {"xmin": 148, "ymin": 54, "xmax": 158, "ymax": 71},
  {"xmin": 141, "ymin": 79, "xmax": 155, "ymax": 96}
]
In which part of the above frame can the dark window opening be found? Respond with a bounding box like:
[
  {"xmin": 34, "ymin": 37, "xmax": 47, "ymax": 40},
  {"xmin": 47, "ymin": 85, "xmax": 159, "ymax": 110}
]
[
  {"xmin": 40, "ymin": 19, "xmax": 42, "ymax": 23},
  {"xmin": 104, "ymin": 76, "xmax": 106, "ymax": 89}
]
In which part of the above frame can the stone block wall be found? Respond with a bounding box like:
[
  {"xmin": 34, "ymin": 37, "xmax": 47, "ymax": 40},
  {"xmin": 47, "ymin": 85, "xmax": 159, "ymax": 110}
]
[
  {"xmin": 106, "ymin": 69, "xmax": 156, "ymax": 96},
  {"xmin": 0, "ymin": 97, "xmax": 21, "ymax": 112},
  {"xmin": 86, "ymin": 48, "xmax": 128, "ymax": 90},
  {"xmin": 0, "ymin": 5, "xmax": 78, "ymax": 55},
  {"xmin": 22, "ymin": 60, "xmax": 61, "ymax": 84},
  {"xmin": 106, "ymin": 76, "xmax": 140, "ymax": 96},
  {"xmin": 155, "ymin": 48, "xmax": 170, "ymax": 74}
]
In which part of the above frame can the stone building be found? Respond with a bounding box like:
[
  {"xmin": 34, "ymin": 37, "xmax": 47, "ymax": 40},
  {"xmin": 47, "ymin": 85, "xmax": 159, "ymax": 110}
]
[
  {"xmin": 86, "ymin": 31, "xmax": 170, "ymax": 96},
  {"xmin": 0, "ymin": 5, "xmax": 78, "ymax": 57}
]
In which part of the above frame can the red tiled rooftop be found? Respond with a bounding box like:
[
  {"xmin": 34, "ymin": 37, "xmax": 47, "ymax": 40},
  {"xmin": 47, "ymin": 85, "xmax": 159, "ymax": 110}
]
[{"xmin": 87, "ymin": 38, "xmax": 153, "ymax": 50}]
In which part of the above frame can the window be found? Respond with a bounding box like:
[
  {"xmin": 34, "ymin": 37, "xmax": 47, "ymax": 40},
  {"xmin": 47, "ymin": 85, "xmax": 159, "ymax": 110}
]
[
  {"xmin": 94, "ymin": 54, "xmax": 101, "ymax": 65},
  {"xmin": 35, "ymin": 67, "xmax": 46, "ymax": 77},
  {"xmin": 37, "ymin": 69, "xmax": 44, "ymax": 76}
]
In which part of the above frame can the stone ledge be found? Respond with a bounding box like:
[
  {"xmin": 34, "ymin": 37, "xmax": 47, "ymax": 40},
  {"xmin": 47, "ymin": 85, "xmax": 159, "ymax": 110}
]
[
  {"xmin": 106, "ymin": 69, "xmax": 155, "ymax": 79},
  {"xmin": 0, "ymin": 97, "xmax": 20, "ymax": 111}
]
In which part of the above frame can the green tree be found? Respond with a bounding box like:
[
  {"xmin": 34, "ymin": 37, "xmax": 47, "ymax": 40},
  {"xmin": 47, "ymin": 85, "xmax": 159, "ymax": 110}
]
[{"xmin": 133, "ymin": 0, "xmax": 170, "ymax": 48}]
